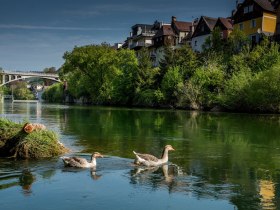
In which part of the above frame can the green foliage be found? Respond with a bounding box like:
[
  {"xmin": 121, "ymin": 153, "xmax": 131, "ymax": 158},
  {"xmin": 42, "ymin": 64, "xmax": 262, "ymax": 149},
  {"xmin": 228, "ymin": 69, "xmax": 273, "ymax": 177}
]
[
  {"xmin": 42, "ymin": 83, "xmax": 63, "ymax": 103},
  {"xmin": 202, "ymin": 28, "xmax": 224, "ymax": 53},
  {"xmin": 10, "ymin": 81, "xmax": 35, "ymax": 100},
  {"xmin": 227, "ymin": 29, "xmax": 250, "ymax": 55},
  {"xmin": 56, "ymin": 39, "xmax": 280, "ymax": 113},
  {"xmin": 219, "ymin": 69, "xmax": 253, "ymax": 111},
  {"xmin": 183, "ymin": 60, "xmax": 225, "ymax": 109},
  {"xmin": 135, "ymin": 47, "xmax": 158, "ymax": 92},
  {"xmin": 246, "ymin": 62, "xmax": 280, "ymax": 112},
  {"xmin": 60, "ymin": 45, "xmax": 138, "ymax": 105},
  {"xmin": 159, "ymin": 45, "xmax": 197, "ymax": 81},
  {"xmin": 161, "ymin": 66, "xmax": 183, "ymax": 105}
]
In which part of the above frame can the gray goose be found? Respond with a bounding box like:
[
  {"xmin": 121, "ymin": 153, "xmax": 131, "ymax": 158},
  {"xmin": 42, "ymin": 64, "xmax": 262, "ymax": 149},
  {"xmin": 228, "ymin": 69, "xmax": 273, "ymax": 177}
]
[
  {"xmin": 133, "ymin": 145, "xmax": 175, "ymax": 167},
  {"xmin": 61, "ymin": 152, "xmax": 103, "ymax": 168}
]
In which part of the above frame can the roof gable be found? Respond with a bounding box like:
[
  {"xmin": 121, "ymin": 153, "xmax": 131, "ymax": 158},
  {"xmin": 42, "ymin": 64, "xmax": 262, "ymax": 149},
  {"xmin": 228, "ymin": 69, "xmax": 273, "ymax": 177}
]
[
  {"xmin": 192, "ymin": 16, "xmax": 217, "ymax": 38},
  {"xmin": 173, "ymin": 21, "xmax": 192, "ymax": 32},
  {"xmin": 254, "ymin": 0, "xmax": 275, "ymax": 12},
  {"xmin": 215, "ymin": 17, "xmax": 233, "ymax": 30},
  {"xmin": 154, "ymin": 25, "xmax": 176, "ymax": 38}
]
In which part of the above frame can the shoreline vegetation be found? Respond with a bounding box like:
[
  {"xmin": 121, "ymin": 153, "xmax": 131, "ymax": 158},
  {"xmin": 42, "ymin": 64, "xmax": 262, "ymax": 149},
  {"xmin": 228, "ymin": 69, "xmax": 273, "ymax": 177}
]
[
  {"xmin": 40, "ymin": 29, "xmax": 280, "ymax": 113},
  {"xmin": 0, "ymin": 118, "xmax": 69, "ymax": 159}
]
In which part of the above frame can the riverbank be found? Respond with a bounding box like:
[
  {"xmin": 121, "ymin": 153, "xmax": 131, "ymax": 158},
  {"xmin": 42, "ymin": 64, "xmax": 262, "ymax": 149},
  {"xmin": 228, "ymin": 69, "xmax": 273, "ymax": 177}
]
[{"xmin": 42, "ymin": 38, "xmax": 280, "ymax": 114}]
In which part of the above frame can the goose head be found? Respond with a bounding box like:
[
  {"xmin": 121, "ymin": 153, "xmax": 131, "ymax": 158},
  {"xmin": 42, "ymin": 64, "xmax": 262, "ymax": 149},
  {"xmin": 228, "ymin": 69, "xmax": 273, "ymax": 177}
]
[
  {"xmin": 165, "ymin": 145, "xmax": 175, "ymax": 151},
  {"xmin": 91, "ymin": 152, "xmax": 104, "ymax": 159}
]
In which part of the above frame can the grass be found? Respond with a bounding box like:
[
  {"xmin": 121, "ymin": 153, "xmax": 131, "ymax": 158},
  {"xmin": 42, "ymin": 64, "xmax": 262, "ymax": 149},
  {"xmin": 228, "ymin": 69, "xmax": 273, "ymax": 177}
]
[{"xmin": 0, "ymin": 118, "xmax": 69, "ymax": 159}]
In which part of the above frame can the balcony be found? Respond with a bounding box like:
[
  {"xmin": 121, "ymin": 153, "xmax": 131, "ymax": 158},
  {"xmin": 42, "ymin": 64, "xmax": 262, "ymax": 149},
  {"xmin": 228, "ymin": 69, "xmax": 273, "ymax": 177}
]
[{"xmin": 129, "ymin": 41, "xmax": 153, "ymax": 49}]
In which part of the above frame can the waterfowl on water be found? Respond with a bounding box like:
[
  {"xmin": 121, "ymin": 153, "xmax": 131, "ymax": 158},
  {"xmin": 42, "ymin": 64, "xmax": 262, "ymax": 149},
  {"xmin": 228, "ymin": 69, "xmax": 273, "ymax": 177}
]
[
  {"xmin": 61, "ymin": 152, "xmax": 103, "ymax": 168},
  {"xmin": 133, "ymin": 145, "xmax": 175, "ymax": 167}
]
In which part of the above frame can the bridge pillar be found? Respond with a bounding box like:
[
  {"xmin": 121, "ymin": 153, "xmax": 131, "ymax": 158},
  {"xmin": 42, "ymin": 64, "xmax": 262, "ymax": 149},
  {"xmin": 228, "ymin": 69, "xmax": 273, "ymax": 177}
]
[{"xmin": 2, "ymin": 74, "xmax": 4, "ymax": 85}]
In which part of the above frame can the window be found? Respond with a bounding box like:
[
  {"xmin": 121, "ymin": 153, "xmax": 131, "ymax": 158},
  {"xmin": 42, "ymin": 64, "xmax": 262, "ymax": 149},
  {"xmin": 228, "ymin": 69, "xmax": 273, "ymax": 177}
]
[
  {"xmin": 194, "ymin": 40, "xmax": 197, "ymax": 46},
  {"xmin": 251, "ymin": 19, "xmax": 256, "ymax": 28},
  {"xmin": 249, "ymin": 5, "xmax": 253, "ymax": 12},
  {"xmin": 244, "ymin": 5, "xmax": 253, "ymax": 14},
  {"xmin": 201, "ymin": 25, "xmax": 205, "ymax": 32},
  {"xmin": 239, "ymin": 23, "xmax": 244, "ymax": 30}
]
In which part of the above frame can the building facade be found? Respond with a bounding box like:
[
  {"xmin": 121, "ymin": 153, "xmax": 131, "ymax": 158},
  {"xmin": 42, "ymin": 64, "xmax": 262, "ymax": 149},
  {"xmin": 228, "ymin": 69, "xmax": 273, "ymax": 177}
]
[
  {"xmin": 233, "ymin": 0, "xmax": 276, "ymax": 44},
  {"xmin": 191, "ymin": 16, "xmax": 217, "ymax": 52}
]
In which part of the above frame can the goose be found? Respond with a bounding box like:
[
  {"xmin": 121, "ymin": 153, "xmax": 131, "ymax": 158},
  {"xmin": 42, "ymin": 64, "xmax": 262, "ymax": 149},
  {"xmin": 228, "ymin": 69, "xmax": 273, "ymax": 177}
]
[
  {"xmin": 61, "ymin": 152, "xmax": 103, "ymax": 168},
  {"xmin": 133, "ymin": 145, "xmax": 175, "ymax": 167}
]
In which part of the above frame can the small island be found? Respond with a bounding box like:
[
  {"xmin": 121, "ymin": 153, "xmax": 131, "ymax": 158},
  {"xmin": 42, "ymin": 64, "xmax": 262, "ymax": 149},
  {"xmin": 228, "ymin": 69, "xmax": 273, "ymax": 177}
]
[{"xmin": 0, "ymin": 118, "xmax": 69, "ymax": 159}]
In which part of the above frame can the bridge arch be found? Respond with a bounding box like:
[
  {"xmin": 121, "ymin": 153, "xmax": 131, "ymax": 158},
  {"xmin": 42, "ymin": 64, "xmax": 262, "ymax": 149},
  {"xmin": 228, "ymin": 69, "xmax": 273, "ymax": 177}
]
[{"xmin": 0, "ymin": 71, "xmax": 61, "ymax": 87}]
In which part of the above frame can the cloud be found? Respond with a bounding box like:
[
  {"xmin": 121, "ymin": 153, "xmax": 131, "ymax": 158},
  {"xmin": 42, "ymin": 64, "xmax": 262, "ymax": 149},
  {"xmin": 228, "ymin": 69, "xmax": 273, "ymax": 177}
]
[{"xmin": 0, "ymin": 24, "xmax": 124, "ymax": 31}]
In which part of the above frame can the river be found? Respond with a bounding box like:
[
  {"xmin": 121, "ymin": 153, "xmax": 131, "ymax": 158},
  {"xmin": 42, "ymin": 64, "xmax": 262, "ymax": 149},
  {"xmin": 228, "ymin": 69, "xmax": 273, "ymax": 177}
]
[{"xmin": 0, "ymin": 102, "xmax": 280, "ymax": 210}]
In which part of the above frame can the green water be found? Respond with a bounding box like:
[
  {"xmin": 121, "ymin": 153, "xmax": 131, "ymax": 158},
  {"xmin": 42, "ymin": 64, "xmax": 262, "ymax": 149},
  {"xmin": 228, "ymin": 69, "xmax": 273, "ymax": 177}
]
[{"xmin": 1, "ymin": 102, "xmax": 280, "ymax": 210}]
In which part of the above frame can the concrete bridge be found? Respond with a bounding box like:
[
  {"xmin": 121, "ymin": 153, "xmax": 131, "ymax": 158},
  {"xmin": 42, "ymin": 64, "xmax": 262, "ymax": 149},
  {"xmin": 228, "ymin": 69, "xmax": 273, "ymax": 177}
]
[{"xmin": 0, "ymin": 70, "xmax": 61, "ymax": 87}]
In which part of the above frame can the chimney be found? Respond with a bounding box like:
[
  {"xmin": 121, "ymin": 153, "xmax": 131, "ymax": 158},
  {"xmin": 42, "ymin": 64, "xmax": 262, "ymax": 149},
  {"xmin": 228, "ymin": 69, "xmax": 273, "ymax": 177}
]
[{"xmin": 172, "ymin": 16, "xmax": 177, "ymax": 23}]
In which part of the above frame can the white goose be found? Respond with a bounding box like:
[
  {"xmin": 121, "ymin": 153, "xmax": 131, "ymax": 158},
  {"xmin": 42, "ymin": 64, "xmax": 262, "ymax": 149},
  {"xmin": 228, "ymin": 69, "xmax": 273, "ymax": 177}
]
[
  {"xmin": 133, "ymin": 145, "xmax": 175, "ymax": 167},
  {"xmin": 61, "ymin": 152, "xmax": 103, "ymax": 168}
]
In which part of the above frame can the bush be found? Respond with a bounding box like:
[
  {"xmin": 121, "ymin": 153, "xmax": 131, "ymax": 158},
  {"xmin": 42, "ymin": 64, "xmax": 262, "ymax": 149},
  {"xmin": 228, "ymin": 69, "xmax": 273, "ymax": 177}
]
[
  {"xmin": 246, "ymin": 62, "xmax": 280, "ymax": 112},
  {"xmin": 161, "ymin": 66, "xmax": 183, "ymax": 105},
  {"xmin": 219, "ymin": 69, "xmax": 253, "ymax": 111},
  {"xmin": 183, "ymin": 61, "xmax": 225, "ymax": 109},
  {"xmin": 42, "ymin": 83, "xmax": 64, "ymax": 103}
]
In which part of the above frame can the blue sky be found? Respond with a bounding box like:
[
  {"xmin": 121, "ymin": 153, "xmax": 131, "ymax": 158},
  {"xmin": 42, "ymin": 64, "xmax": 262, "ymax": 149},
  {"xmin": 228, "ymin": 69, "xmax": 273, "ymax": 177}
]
[{"xmin": 0, "ymin": 0, "xmax": 236, "ymax": 71}]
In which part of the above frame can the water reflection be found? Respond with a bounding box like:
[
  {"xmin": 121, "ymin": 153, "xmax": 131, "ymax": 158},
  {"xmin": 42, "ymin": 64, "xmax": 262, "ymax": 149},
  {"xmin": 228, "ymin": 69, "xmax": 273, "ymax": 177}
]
[
  {"xmin": 0, "ymin": 168, "xmax": 35, "ymax": 195},
  {"xmin": 130, "ymin": 164, "xmax": 182, "ymax": 193},
  {"xmin": 61, "ymin": 167, "xmax": 103, "ymax": 181},
  {"xmin": 19, "ymin": 170, "xmax": 35, "ymax": 196},
  {"xmin": 1, "ymin": 103, "xmax": 280, "ymax": 209}
]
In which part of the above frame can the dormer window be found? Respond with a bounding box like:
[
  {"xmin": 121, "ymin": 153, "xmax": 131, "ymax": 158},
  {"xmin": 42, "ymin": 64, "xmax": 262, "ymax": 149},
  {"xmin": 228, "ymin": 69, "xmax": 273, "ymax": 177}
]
[
  {"xmin": 249, "ymin": 5, "xmax": 253, "ymax": 12},
  {"xmin": 201, "ymin": 25, "xmax": 205, "ymax": 32},
  {"xmin": 244, "ymin": 5, "xmax": 253, "ymax": 14}
]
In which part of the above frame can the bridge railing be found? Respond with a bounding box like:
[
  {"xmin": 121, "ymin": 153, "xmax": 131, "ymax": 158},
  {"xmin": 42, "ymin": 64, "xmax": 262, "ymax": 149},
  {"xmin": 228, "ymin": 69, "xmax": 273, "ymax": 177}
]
[{"xmin": 1, "ymin": 71, "xmax": 58, "ymax": 77}]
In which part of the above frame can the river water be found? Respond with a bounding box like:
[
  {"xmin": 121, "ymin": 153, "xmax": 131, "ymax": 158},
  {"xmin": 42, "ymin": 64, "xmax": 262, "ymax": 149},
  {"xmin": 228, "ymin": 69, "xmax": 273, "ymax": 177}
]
[{"xmin": 0, "ymin": 102, "xmax": 280, "ymax": 210}]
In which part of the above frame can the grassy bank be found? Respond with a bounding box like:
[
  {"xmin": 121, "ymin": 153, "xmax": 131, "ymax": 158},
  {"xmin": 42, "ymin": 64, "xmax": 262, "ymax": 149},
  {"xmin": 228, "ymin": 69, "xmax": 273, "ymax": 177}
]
[{"xmin": 0, "ymin": 118, "xmax": 69, "ymax": 159}]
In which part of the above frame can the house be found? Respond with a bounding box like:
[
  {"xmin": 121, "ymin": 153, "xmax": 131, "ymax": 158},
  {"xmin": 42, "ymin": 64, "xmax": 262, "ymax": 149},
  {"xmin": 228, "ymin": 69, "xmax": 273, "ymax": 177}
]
[
  {"xmin": 152, "ymin": 24, "xmax": 177, "ymax": 66},
  {"xmin": 232, "ymin": 0, "xmax": 276, "ymax": 44},
  {"xmin": 127, "ymin": 23, "xmax": 159, "ymax": 50},
  {"xmin": 171, "ymin": 16, "xmax": 193, "ymax": 45},
  {"xmin": 270, "ymin": 0, "xmax": 280, "ymax": 40},
  {"xmin": 191, "ymin": 16, "xmax": 218, "ymax": 52},
  {"xmin": 214, "ymin": 17, "xmax": 234, "ymax": 39}
]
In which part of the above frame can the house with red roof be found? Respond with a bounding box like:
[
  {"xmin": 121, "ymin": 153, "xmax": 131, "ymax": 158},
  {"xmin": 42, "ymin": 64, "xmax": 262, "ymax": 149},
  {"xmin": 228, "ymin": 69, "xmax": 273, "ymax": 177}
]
[
  {"xmin": 214, "ymin": 17, "xmax": 234, "ymax": 39},
  {"xmin": 191, "ymin": 16, "xmax": 218, "ymax": 52}
]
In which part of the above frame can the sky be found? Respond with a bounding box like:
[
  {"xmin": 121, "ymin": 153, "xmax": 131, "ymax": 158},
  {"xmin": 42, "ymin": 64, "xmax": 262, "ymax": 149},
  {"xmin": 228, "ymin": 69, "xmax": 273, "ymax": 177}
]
[{"xmin": 0, "ymin": 0, "xmax": 236, "ymax": 71}]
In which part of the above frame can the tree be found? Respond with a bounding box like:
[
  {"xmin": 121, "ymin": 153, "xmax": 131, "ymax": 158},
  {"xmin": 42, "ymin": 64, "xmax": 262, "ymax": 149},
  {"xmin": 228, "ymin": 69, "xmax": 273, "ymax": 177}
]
[
  {"xmin": 43, "ymin": 67, "xmax": 57, "ymax": 73},
  {"xmin": 161, "ymin": 66, "xmax": 183, "ymax": 105},
  {"xmin": 60, "ymin": 44, "xmax": 138, "ymax": 104}
]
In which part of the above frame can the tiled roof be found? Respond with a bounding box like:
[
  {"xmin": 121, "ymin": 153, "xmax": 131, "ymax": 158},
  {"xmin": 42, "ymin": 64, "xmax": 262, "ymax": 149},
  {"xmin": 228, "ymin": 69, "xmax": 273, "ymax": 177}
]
[
  {"xmin": 173, "ymin": 21, "xmax": 192, "ymax": 32},
  {"xmin": 154, "ymin": 25, "xmax": 176, "ymax": 38},
  {"xmin": 269, "ymin": 0, "xmax": 280, "ymax": 8},
  {"xmin": 202, "ymin": 16, "xmax": 218, "ymax": 30},
  {"xmin": 254, "ymin": 0, "xmax": 275, "ymax": 12},
  {"xmin": 218, "ymin": 17, "xmax": 233, "ymax": 30}
]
